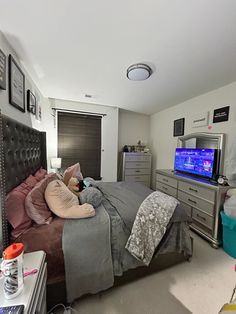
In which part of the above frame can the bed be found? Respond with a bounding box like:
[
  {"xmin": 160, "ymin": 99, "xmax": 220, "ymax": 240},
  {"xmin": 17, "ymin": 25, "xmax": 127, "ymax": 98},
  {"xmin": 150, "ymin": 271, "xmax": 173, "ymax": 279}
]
[{"xmin": 0, "ymin": 111, "xmax": 193, "ymax": 307}]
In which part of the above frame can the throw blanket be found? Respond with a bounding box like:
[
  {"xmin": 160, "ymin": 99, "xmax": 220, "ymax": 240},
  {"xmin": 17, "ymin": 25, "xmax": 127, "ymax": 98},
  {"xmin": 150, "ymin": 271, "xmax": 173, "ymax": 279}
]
[
  {"xmin": 62, "ymin": 204, "xmax": 114, "ymax": 303},
  {"xmin": 96, "ymin": 182, "xmax": 152, "ymax": 276},
  {"xmin": 126, "ymin": 191, "xmax": 179, "ymax": 266}
]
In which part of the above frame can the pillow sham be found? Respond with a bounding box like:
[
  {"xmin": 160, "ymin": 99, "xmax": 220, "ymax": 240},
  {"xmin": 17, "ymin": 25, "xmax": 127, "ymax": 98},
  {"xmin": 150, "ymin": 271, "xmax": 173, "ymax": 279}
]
[
  {"xmin": 6, "ymin": 175, "xmax": 38, "ymax": 238},
  {"xmin": 34, "ymin": 168, "xmax": 47, "ymax": 182},
  {"xmin": 25, "ymin": 173, "xmax": 59, "ymax": 225},
  {"xmin": 63, "ymin": 163, "xmax": 83, "ymax": 186},
  {"xmin": 45, "ymin": 180, "xmax": 95, "ymax": 219}
]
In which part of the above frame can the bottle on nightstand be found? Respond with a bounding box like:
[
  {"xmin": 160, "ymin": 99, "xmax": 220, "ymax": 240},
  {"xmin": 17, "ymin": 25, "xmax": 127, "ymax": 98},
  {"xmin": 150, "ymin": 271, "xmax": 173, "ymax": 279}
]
[
  {"xmin": 1, "ymin": 243, "xmax": 24, "ymax": 300},
  {"xmin": 0, "ymin": 250, "xmax": 47, "ymax": 314}
]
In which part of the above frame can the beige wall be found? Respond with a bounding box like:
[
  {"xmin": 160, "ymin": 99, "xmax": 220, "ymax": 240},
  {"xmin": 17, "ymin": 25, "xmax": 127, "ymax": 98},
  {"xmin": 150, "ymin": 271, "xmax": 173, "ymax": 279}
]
[
  {"xmin": 150, "ymin": 82, "xmax": 236, "ymax": 187},
  {"xmin": 118, "ymin": 109, "xmax": 150, "ymax": 152}
]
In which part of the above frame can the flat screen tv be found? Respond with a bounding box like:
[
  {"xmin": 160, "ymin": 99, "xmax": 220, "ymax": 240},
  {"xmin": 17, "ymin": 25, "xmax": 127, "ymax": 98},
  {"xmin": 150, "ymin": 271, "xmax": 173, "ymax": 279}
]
[{"xmin": 174, "ymin": 148, "xmax": 218, "ymax": 180}]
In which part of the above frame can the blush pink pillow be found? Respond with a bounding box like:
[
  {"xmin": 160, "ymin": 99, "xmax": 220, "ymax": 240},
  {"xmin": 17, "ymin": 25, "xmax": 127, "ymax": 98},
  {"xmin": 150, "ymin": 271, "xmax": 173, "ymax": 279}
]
[
  {"xmin": 6, "ymin": 175, "xmax": 38, "ymax": 238},
  {"xmin": 25, "ymin": 173, "xmax": 59, "ymax": 225},
  {"xmin": 34, "ymin": 168, "xmax": 47, "ymax": 182},
  {"xmin": 63, "ymin": 163, "xmax": 83, "ymax": 186}
]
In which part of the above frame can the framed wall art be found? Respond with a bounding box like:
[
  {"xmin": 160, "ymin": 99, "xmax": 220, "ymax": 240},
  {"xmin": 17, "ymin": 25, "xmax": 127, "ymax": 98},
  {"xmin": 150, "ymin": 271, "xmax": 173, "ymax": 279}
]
[
  {"xmin": 173, "ymin": 118, "xmax": 185, "ymax": 137},
  {"xmin": 0, "ymin": 49, "xmax": 6, "ymax": 90},
  {"xmin": 9, "ymin": 54, "xmax": 25, "ymax": 112},
  {"xmin": 213, "ymin": 106, "xmax": 230, "ymax": 123},
  {"xmin": 27, "ymin": 89, "xmax": 36, "ymax": 114},
  {"xmin": 191, "ymin": 111, "xmax": 209, "ymax": 128},
  {"xmin": 36, "ymin": 101, "xmax": 42, "ymax": 121}
]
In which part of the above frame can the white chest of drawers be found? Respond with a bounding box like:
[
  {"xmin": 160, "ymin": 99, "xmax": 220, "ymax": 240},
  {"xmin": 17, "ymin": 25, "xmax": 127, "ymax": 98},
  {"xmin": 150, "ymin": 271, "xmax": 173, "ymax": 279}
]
[
  {"xmin": 156, "ymin": 169, "xmax": 230, "ymax": 248},
  {"xmin": 119, "ymin": 152, "xmax": 152, "ymax": 187}
]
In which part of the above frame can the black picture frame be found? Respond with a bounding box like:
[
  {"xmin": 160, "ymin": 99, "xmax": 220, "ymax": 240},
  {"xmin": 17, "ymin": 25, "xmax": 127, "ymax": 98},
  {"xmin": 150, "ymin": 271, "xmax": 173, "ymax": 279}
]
[
  {"xmin": 0, "ymin": 49, "xmax": 6, "ymax": 90},
  {"xmin": 27, "ymin": 89, "xmax": 36, "ymax": 115},
  {"xmin": 9, "ymin": 54, "xmax": 25, "ymax": 112},
  {"xmin": 35, "ymin": 94, "xmax": 42, "ymax": 121},
  {"xmin": 213, "ymin": 106, "xmax": 230, "ymax": 123},
  {"xmin": 173, "ymin": 118, "xmax": 185, "ymax": 137}
]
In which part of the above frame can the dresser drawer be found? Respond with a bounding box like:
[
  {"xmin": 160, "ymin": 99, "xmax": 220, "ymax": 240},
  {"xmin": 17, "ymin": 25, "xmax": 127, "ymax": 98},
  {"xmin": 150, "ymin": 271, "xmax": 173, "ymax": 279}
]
[
  {"xmin": 178, "ymin": 181, "xmax": 215, "ymax": 203},
  {"xmin": 192, "ymin": 208, "xmax": 213, "ymax": 230},
  {"xmin": 156, "ymin": 182, "xmax": 177, "ymax": 198},
  {"xmin": 179, "ymin": 201, "xmax": 192, "ymax": 218},
  {"xmin": 191, "ymin": 220, "xmax": 213, "ymax": 237},
  {"xmin": 156, "ymin": 174, "xmax": 177, "ymax": 188},
  {"xmin": 125, "ymin": 174, "xmax": 150, "ymax": 184},
  {"xmin": 125, "ymin": 161, "xmax": 151, "ymax": 169},
  {"xmin": 125, "ymin": 154, "xmax": 151, "ymax": 162},
  {"xmin": 178, "ymin": 190, "xmax": 214, "ymax": 216},
  {"xmin": 125, "ymin": 168, "xmax": 151, "ymax": 175}
]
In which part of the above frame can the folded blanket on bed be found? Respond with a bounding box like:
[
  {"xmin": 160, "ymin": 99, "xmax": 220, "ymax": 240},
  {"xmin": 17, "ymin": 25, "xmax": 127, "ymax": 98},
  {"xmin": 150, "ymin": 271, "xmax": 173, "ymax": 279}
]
[{"xmin": 125, "ymin": 191, "xmax": 179, "ymax": 266}]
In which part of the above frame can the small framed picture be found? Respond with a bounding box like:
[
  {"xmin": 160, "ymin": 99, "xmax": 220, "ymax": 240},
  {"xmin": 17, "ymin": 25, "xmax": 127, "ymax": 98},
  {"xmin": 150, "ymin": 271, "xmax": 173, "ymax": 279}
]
[
  {"xmin": 0, "ymin": 49, "xmax": 6, "ymax": 90},
  {"xmin": 213, "ymin": 106, "xmax": 230, "ymax": 123},
  {"xmin": 36, "ymin": 102, "xmax": 42, "ymax": 121},
  {"xmin": 173, "ymin": 118, "xmax": 185, "ymax": 137},
  {"xmin": 9, "ymin": 55, "xmax": 25, "ymax": 112},
  {"xmin": 27, "ymin": 89, "xmax": 36, "ymax": 114}
]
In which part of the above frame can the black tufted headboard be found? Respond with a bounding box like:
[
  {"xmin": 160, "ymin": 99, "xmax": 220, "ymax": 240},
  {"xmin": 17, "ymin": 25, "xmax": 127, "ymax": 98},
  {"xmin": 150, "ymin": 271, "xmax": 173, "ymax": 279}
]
[{"xmin": 0, "ymin": 111, "xmax": 47, "ymax": 255}]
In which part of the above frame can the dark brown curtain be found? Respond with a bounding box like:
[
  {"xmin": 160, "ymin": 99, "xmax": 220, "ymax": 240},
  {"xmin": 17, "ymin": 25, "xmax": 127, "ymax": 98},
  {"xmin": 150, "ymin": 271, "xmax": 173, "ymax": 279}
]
[{"xmin": 58, "ymin": 112, "xmax": 102, "ymax": 180}]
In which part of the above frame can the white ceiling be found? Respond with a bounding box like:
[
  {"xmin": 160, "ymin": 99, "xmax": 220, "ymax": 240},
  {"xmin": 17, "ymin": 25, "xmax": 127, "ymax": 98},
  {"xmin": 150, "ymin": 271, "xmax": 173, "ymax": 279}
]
[{"xmin": 0, "ymin": 0, "xmax": 236, "ymax": 114}]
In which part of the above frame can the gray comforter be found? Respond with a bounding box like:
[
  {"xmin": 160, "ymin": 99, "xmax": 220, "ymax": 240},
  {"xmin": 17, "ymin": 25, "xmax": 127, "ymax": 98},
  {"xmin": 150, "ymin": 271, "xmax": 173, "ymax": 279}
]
[
  {"xmin": 63, "ymin": 182, "xmax": 192, "ymax": 302},
  {"xmin": 62, "ymin": 204, "xmax": 114, "ymax": 302}
]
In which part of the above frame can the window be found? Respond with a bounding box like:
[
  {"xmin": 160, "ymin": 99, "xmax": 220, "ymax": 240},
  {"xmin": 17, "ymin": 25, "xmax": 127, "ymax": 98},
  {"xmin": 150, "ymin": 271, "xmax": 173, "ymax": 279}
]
[{"xmin": 58, "ymin": 112, "xmax": 102, "ymax": 180}]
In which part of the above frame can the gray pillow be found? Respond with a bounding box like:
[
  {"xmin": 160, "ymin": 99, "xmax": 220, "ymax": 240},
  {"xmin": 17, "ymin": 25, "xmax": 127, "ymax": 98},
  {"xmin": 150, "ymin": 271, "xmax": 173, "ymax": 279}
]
[{"xmin": 79, "ymin": 187, "xmax": 102, "ymax": 208}]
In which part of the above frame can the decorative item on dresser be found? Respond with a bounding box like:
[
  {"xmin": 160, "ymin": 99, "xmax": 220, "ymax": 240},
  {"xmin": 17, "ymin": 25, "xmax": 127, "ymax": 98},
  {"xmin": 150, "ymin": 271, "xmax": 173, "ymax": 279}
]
[
  {"xmin": 156, "ymin": 169, "xmax": 230, "ymax": 248},
  {"xmin": 119, "ymin": 152, "xmax": 152, "ymax": 187}
]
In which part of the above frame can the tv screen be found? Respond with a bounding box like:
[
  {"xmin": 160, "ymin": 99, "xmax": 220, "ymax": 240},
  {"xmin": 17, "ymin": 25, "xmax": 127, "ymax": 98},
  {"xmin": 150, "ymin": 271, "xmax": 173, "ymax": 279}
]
[{"xmin": 174, "ymin": 148, "xmax": 217, "ymax": 179}]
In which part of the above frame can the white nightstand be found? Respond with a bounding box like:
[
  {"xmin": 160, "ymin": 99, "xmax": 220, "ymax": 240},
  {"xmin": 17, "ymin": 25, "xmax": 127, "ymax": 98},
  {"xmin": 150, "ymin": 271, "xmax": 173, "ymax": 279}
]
[{"xmin": 0, "ymin": 250, "xmax": 47, "ymax": 314}]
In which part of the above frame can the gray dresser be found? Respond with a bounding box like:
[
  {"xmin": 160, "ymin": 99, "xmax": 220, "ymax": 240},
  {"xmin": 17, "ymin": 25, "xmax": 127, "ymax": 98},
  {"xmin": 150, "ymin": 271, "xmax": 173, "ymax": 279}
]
[
  {"xmin": 156, "ymin": 169, "xmax": 229, "ymax": 248},
  {"xmin": 119, "ymin": 152, "xmax": 151, "ymax": 187}
]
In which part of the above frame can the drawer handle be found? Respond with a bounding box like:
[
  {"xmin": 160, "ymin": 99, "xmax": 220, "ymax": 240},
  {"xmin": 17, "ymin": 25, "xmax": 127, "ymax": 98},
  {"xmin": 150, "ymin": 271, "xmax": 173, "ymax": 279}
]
[
  {"xmin": 162, "ymin": 186, "xmax": 168, "ymax": 191},
  {"xmin": 196, "ymin": 213, "xmax": 206, "ymax": 222},
  {"xmin": 135, "ymin": 170, "xmax": 141, "ymax": 173},
  {"xmin": 188, "ymin": 198, "xmax": 197, "ymax": 205},
  {"xmin": 135, "ymin": 177, "xmax": 141, "ymax": 179},
  {"xmin": 189, "ymin": 187, "xmax": 198, "ymax": 193},
  {"xmin": 163, "ymin": 178, "xmax": 169, "ymax": 182}
]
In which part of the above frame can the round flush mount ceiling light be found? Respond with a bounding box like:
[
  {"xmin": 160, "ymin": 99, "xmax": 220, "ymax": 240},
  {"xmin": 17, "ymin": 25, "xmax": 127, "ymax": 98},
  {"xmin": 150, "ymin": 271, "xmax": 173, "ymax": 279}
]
[{"xmin": 127, "ymin": 63, "xmax": 152, "ymax": 81}]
